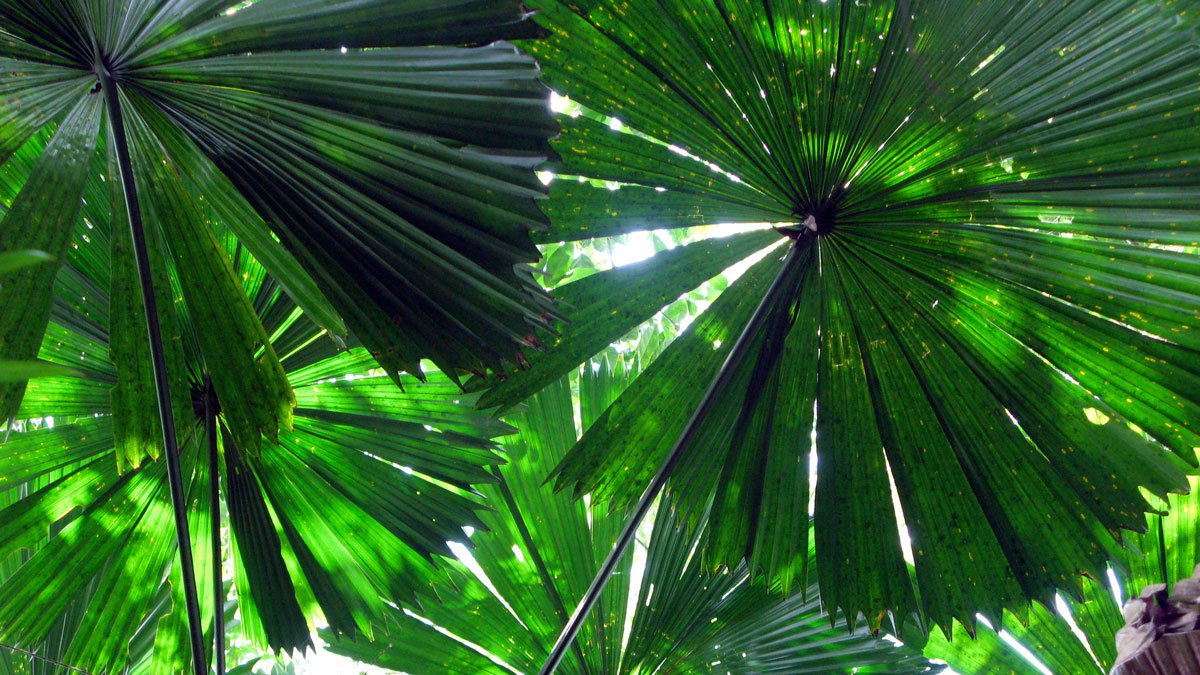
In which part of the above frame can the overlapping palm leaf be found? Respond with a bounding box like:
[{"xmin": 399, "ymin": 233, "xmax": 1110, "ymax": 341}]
[
  {"xmin": 0, "ymin": 0, "xmax": 557, "ymax": 439},
  {"xmin": 925, "ymin": 476, "xmax": 1200, "ymax": 673},
  {"xmin": 0, "ymin": 217, "xmax": 514, "ymax": 672},
  {"xmin": 0, "ymin": 2, "xmax": 555, "ymax": 669},
  {"xmin": 0, "ymin": 250, "xmax": 84, "ymax": 383},
  {"xmin": 476, "ymin": 0, "xmax": 1200, "ymax": 637},
  {"xmin": 327, "ymin": 356, "xmax": 939, "ymax": 674},
  {"xmin": 0, "ymin": 564, "xmax": 164, "ymax": 674}
]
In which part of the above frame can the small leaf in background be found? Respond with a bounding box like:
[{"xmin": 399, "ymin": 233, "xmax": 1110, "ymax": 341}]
[
  {"xmin": 0, "ymin": 249, "xmax": 53, "ymax": 275},
  {"xmin": 0, "ymin": 359, "xmax": 86, "ymax": 383}
]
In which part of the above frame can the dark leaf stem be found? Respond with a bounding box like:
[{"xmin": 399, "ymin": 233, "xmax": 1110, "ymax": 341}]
[
  {"xmin": 492, "ymin": 469, "xmax": 591, "ymax": 674},
  {"xmin": 1159, "ymin": 513, "xmax": 1170, "ymax": 592},
  {"xmin": 98, "ymin": 63, "xmax": 208, "ymax": 675},
  {"xmin": 539, "ymin": 234, "xmax": 811, "ymax": 673},
  {"xmin": 206, "ymin": 374, "xmax": 225, "ymax": 674}
]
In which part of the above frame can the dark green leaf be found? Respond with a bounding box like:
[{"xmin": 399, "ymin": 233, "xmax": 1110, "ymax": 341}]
[
  {"xmin": 327, "ymin": 372, "xmax": 938, "ymax": 673},
  {"xmin": 533, "ymin": 0, "xmax": 1200, "ymax": 636},
  {"xmin": 0, "ymin": 94, "xmax": 101, "ymax": 418}
]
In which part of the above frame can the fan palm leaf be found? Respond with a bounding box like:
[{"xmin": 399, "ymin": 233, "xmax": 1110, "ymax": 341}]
[
  {"xmin": 327, "ymin": 358, "xmax": 940, "ymax": 674},
  {"xmin": 925, "ymin": 476, "xmax": 1200, "ymax": 674},
  {"xmin": 478, "ymin": 0, "xmax": 1200, "ymax": 639},
  {"xmin": 0, "ymin": 2, "xmax": 554, "ymax": 669},
  {"xmin": 0, "ymin": 219, "xmax": 515, "ymax": 672},
  {"xmin": 0, "ymin": 0, "xmax": 556, "ymax": 440}
]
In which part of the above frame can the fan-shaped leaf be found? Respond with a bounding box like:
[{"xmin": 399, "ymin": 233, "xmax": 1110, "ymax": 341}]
[
  {"xmin": 516, "ymin": 0, "xmax": 1200, "ymax": 636},
  {"xmin": 327, "ymin": 367, "xmax": 939, "ymax": 673}
]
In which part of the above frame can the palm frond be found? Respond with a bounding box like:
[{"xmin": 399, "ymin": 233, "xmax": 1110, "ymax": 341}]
[
  {"xmin": 926, "ymin": 476, "xmax": 1200, "ymax": 673},
  {"xmin": 0, "ymin": 2, "xmax": 557, "ymax": 669},
  {"xmin": 0, "ymin": 238, "xmax": 513, "ymax": 674},
  {"xmin": 490, "ymin": 0, "xmax": 1200, "ymax": 637},
  {"xmin": 0, "ymin": 0, "xmax": 556, "ymax": 426},
  {"xmin": 327, "ymin": 359, "xmax": 939, "ymax": 674}
]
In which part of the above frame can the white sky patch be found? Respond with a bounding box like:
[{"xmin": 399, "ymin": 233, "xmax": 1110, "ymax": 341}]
[
  {"xmin": 694, "ymin": 221, "xmax": 774, "ymax": 239},
  {"xmin": 808, "ymin": 400, "xmax": 818, "ymax": 516},
  {"xmin": 550, "ymin": 90, "xmax": 572, "ymax": 113},
  {"xmin": 721, "ymin": 235, "xmax": 788, "ymax": 284},
  {"xmin": 584, "ymin": 493, "xmax": 593, "ymax": 531},
  {"xmin": 1108, "ymin": 568, "xmax": 1125, "ymax": 607},
  {"xmin": 1056, "ymin": 594, "xmax": 1104, "ymax": 669},
  {"xmin": 610, "ymin": 230, "xmax": 658, "ymax": 267},
  {"xmin": 884, "ymin": 454, "xmax": 915, "ymax": 566}
]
